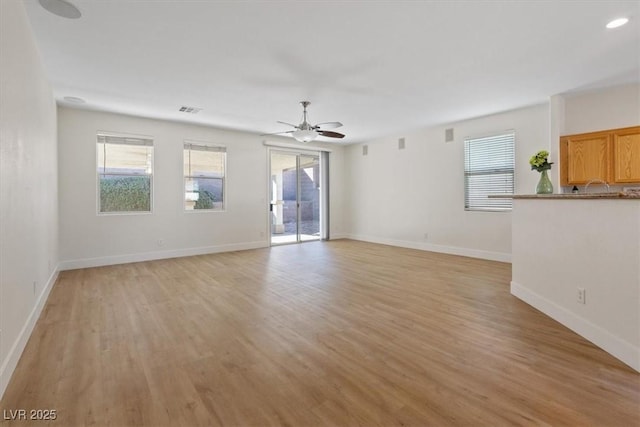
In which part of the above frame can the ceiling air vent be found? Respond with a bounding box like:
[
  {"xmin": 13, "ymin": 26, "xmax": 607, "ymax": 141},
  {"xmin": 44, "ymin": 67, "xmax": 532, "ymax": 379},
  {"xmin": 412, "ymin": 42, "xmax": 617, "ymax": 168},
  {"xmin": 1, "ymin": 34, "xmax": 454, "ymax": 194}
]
[{"xmin": 178, "ymin": 106, "xmax": 202, "ymax": 114}]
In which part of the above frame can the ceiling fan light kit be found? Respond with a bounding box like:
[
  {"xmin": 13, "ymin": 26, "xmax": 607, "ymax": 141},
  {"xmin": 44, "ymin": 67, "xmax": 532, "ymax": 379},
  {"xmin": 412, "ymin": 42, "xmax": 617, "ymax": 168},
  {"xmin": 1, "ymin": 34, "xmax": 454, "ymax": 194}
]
[
  {"xmin": 263, "ymin": 101, "xmax": 345, "ymax": 143},
  {"xmin": 292, "ymin": 129, "xmax": 319, "ymax": 143}
]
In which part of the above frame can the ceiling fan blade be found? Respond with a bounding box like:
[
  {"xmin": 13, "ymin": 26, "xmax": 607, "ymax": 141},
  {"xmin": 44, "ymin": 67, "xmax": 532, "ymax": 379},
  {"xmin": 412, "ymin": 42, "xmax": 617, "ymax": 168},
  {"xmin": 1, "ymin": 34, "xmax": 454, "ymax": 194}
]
[
  {"xmin": 276, "ymin": 121, "xmax": 300, "ymax": 129},
  {"xmin": 315, "ymin": 121, "xmax": 342, "ymax": 129},
  {"xmin": 260, "ymin": 130, "xmax": 294, "ymax": 136},
  {"xmin": 318, "ymin": 130, "xmax": 345, "ymax": 139}
]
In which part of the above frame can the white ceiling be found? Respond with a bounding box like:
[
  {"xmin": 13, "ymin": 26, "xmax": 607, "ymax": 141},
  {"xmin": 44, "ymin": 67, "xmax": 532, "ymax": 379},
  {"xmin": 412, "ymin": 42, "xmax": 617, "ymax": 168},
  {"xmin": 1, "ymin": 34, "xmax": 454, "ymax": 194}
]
[{"xmin": 24, "ymin": 0, "xmax": 640, "ymax": 143}]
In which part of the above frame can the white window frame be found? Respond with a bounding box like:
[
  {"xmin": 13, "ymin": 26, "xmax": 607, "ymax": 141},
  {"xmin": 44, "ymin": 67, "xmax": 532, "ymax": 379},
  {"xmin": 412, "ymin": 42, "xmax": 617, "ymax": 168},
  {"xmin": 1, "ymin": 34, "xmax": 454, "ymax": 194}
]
[
  {"xmin": 183, "ymin": 141, "xmax": 227, "ymax": 212},
  {"xmin": 464, "ymin": 130, "xmax": 515, "ymax": 212},
  {"xmin": 96, "ymin": 132, "xmax": 154, "ymax": 215}
]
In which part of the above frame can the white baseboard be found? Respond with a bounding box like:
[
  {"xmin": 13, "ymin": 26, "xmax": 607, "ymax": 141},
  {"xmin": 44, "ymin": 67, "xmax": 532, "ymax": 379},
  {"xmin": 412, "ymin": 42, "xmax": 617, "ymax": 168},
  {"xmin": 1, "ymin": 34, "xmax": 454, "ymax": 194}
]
[
  {"xmin": 0, "ymin": 266, "xmax": 59, "ymax": 400},
  {"xmin": 511, "ymin": 281, "xmax": 639, "ymax": 372},
  {"xmin": 59, "ymin": 240, "xmax": 269, "ymax": 270},
  {"xmin": 344, "ymin": 234, "xmax": 511, "ymax": 263},
  {"xmin": 329, "ymin": 233, "xmax": 349, "ymax": 240}
]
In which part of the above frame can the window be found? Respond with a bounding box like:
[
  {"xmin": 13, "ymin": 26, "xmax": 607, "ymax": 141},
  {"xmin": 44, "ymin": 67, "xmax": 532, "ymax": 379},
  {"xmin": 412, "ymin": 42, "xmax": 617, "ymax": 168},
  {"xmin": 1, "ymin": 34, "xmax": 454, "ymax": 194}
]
[
  {"xmin": 184, "ymin": 142, "xmax": 226, "ymax": 211},
  {"xmin": 97, "ymin": 134, "xmax": 153, "ymax": 213},
  {"xmin": 464, "ymin": 131, "xmax": 515, "ymax": 211}
]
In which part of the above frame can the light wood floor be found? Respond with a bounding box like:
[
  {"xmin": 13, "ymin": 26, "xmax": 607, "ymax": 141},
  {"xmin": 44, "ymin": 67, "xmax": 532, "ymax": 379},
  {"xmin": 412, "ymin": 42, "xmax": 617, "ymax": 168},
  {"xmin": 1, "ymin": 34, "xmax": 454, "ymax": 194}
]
[{"xmin": 1, "ymin": 240, "xmax": 638, "ymax": 426}]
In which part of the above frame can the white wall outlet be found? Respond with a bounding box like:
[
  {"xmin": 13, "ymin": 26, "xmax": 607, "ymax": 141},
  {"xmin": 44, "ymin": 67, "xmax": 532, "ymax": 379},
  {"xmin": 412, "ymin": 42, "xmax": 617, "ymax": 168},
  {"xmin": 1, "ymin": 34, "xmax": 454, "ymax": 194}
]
[
  {"xmin": 577, "ymin": 287, "xmax": 586, "ymax": 304},
  {"xmin": 157, "ymin": 239, "xmax": 165, "ymax": 247},
  {"xmin": 423, "ymin": 232, "xmax": 429, "ymax": 240}
]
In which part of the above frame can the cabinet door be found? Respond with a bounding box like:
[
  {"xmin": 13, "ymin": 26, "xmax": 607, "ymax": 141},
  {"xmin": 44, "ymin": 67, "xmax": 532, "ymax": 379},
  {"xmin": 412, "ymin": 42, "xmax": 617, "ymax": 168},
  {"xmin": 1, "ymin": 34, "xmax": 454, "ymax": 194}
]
[
  {"xmin": 566, "ymin": 134, "xmax": 610, "ymax": 184},
  {"xmin": 613, "ymin": 127, "xmax": 640, "ymax": 183}
]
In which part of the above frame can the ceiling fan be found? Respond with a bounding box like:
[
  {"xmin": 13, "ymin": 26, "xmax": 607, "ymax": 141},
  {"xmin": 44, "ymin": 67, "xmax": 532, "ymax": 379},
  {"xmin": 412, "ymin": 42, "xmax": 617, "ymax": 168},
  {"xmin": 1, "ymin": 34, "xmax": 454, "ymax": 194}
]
[{"xmin": 264, "ymin": 101, "xmax": 345, "ymax": 142}]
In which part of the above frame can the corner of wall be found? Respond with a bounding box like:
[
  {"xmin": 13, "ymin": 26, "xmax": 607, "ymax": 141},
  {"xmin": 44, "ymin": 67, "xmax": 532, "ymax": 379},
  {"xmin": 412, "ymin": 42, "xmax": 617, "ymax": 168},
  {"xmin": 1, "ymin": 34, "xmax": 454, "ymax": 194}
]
[
  {"xmin": 0, "ymin": 269, "xmax": 59, "ymax": 398},
  {"xmin": 511, "ymin": 281, "xmax": 639, "ymax": 373},
  {"xmin": 549, "ymin": 94, "xmax": 565, "ymax": 189}
]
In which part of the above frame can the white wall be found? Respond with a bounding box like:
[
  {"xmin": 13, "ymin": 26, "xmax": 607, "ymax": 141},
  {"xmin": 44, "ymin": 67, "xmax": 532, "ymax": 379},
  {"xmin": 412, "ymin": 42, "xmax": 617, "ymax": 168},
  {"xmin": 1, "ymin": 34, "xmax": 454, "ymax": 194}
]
[
  {"xmin": 511, "ymin": 84, "xmax": 640, "ymax": 370},
  {"xmin": 562, "ymin": 83, "xmax": 640, "ymax": 135},
  {"xmin": 58, "ymin": 108, "xmax": 346, "ymax": 268},
  {"xmin": 344, "ymin": 103, "xmax": 549, "ymax": 262},
  {"xmin": 0, "ymin": 0, "xmax": 59, "ymax": 398},
  {"xmin": 512, "ymin": 199, "xmax": 640, "ymax": 371}
]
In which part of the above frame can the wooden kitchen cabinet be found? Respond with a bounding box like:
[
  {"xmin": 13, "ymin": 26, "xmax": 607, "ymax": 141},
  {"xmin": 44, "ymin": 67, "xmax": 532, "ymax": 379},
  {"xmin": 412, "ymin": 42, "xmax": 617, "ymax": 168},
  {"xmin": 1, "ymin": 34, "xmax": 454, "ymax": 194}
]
[
  {"xmin": 560, "ymin": 126, "xmax": 640, "ymax": 186},
  {"xmin": 612, "ymin": 127, "xmax": 640, "ymax": 183},
  {"xmin": 560, "ymin": 131, "xmax": 611, "ymax": 185}
]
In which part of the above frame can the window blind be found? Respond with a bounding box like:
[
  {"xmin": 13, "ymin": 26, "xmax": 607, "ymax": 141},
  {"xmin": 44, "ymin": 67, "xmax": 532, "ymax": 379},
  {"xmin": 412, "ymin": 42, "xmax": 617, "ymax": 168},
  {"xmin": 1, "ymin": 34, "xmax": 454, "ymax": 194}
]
[
  {"xmin": 97, "ymin": 134, "xmax": 153, "ymax": 146},
  {"xmin": 97, "ymin": 134, "xmax": 153, "ymax": 175},
  {"xmin": 184, "ymin": 142, "xmax": 226, "ymax": 153},
  {"xmin": 464, "ymin": 131, "xmax": 514, "ymax": 211},
  {"xmin": 183, "ymin": 143, "xmax": 226, "ymax": 177}
]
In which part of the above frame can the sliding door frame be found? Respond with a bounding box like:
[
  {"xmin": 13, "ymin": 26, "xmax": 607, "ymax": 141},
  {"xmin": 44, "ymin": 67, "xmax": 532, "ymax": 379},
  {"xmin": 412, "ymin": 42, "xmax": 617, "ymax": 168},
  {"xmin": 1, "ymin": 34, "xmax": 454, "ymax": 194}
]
[{"xmin": 267, "ymin": 146, "xmax": 329, "ymax": 246}]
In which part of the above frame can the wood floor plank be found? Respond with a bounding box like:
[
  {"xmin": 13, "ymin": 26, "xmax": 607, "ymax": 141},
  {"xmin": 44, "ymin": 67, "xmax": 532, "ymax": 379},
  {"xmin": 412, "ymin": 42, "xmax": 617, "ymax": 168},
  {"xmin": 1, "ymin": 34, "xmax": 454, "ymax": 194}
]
[{"xmin": 1, "ymin": 240, "xmax": 638, "ymax": 426}]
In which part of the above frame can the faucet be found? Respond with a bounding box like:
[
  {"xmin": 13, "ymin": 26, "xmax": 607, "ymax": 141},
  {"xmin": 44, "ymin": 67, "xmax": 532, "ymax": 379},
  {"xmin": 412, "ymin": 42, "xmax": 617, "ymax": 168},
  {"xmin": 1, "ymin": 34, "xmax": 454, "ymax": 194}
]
[{"xmin": 584, "ymin": 178, "xmax": 610, "ymax": 193}]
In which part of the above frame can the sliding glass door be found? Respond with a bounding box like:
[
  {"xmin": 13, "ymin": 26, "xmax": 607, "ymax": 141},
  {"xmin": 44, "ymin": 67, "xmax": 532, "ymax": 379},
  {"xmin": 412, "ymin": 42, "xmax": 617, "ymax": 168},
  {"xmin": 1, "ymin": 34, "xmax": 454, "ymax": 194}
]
[{"xmin": 270, "ymin": 151, "xmax": 321, "ymax": 245}]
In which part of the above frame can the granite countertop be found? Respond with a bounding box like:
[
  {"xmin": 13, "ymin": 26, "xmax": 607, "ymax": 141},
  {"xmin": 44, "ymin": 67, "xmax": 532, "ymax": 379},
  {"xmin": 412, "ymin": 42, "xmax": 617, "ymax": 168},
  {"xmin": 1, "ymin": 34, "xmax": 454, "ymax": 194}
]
[{"xmin": 489, "ymin": 192, "xmax": 640, "ymax": 199}]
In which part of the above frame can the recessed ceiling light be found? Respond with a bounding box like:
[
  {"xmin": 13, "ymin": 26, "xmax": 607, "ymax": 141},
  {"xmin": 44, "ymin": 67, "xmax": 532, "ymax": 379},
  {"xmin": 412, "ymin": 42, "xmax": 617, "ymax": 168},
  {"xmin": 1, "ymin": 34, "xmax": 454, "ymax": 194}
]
[
  {"xmin": 38, "ymin": 0, "xmax": 81, "ymax": 19},
  {"xmin": 606, "ymin": 18, "xmax": 629, "ymax": 29},
  {"xmin": 63, "ymin": 96, "xmax": 86, "ymax": 104}
]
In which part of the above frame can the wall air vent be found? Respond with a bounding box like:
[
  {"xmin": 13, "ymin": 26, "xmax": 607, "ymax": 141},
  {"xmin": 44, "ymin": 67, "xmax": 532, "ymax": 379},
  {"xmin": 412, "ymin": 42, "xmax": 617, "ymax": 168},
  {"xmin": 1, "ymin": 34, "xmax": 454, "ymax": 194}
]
[
  {"xmin": 179, "ymin": 106, "xmax": 202, "ymax": 114},
  {"xmin": 445, "ymin": 128, "xmax": 454, "ymax": 142}
]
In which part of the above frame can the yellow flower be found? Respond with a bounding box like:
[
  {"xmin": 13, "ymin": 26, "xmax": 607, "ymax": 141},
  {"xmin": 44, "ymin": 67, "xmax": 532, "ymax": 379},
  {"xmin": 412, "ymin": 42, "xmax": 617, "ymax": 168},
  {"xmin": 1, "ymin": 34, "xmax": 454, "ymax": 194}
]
[{"xmin": 530, "ymin": 150, "xmax": 552, "ymax": 172}]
